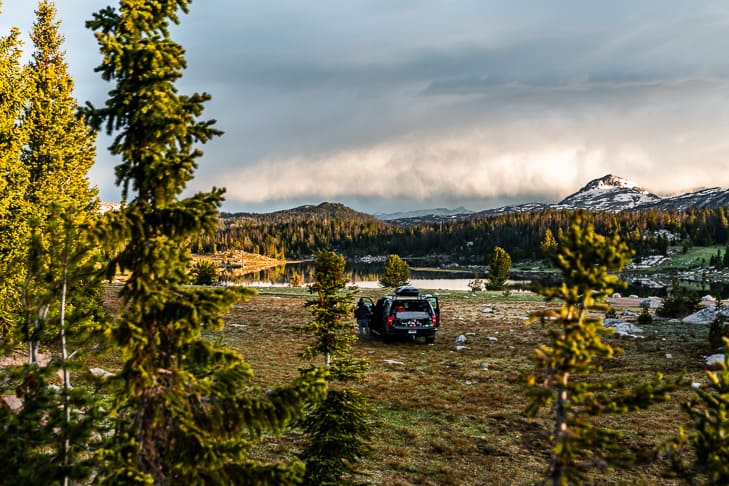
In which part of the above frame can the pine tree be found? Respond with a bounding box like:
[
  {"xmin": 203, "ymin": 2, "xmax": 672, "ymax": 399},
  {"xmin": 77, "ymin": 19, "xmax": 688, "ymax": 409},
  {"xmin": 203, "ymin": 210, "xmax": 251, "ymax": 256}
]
[
  {"xmin": 525, "ymin": 211, "xmax": 676, "ymax": 485},
  {"xmin": 666, "ymin": 338, "xmax": 729, "ymax": 484},
  {"xmin": 379, "ymin": 254, "xmax": 410, "ymax": 288},
  {"xmin": 86, "ymin": 1, "xmax": 325, "ymax": 483},
  {"xmin": 540, "ymin": 228, "xmax": 558, "ymax": 259},
  {"xmin": 300, "ymin": 250, "xmax": 372, "ymax": 485},
  {"xmin": 487, "ymin": 246, "xmax": 511, "ymax": 291},
  {"xmin": 0, "ymin": 4, "xmax": 104, "ymax": 484},
  {"xmin": 21, "ymin": 0, "xmax": 100, "ymax": 363},
  {"xmin": 0, "ymin": 12, "xmax": 30, "ymax": 336}
]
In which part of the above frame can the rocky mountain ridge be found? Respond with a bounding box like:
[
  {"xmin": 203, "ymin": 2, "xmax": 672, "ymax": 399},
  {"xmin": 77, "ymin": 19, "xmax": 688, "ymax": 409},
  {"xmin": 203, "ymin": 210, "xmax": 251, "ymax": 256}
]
[{"xmin": 385, "ymin": 174, "xmax": 729, "ymax": 224}]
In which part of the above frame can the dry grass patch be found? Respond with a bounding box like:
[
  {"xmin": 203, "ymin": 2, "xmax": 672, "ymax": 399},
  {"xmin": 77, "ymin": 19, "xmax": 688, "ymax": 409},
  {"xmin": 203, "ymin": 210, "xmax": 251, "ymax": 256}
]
[{"xmin": 98, "ymin": 286, "xmax": 708, "ymax": 484}]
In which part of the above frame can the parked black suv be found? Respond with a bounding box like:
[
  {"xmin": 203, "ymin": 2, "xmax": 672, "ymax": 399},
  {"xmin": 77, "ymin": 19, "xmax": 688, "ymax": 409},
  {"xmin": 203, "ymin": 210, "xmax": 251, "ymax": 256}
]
[{"xmin": 360, "ymin": 286, "xmax": 440, "ymax": 343}]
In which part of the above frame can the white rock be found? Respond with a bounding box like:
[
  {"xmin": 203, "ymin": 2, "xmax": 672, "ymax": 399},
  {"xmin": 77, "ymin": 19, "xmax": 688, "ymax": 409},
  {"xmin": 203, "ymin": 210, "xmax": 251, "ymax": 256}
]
[
  {"xmin": 683, "ymin": 306, "xmax": 716, "ymax": 325},
  {"xmin": 706, "ymin": 354, "xmax": 725, "ymax": 366},
  {"xmin": 455, "ymin": 335, "xmax": 467, "ymax": 344},
  {"xmin": 487, "ymin": 336, "xmax": 498, "ymax": 341},
  {"xmin": 665, "ymin": 354, "xmax": 672, "ymax": 359},
  {"xmin": 691, "ymin": 382, "xmax": 702, "ymax": 389},
  {"xmin": 383, "ymin": 359, "xmax": 405, "ymax": 365},
  {"xmin": 480, "ymin": 363, "xmax": 489, "ymax": 370},
  {"xmin": 612, "ymin": 293, "xmax": 622, "ymax": 298},
  {"xmin": 482, "ymin": 307, "xmax": 493, "ymax": 313},
  {"xmin": 703, "ymin": 295, "xmax": 717, "ymax": 302},
  {"xmin": 455, "ymin": 346, "xmax": 468, "ymax": 351},
  {"xmin": 604, "ymin": 319, "xmax": 643, "ymax": 338},
  {"xmin": 90, "ymin": 367, "xmax": 113, "ymax": 377}
]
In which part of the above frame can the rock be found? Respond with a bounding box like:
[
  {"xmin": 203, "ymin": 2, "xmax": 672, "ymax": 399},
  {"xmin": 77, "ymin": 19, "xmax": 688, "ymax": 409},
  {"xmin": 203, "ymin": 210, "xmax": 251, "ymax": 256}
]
[
  {"xmin": 482, "ymin": 306, "xmax": 493, "ymax": 313},
  {"xmin": 641, "ymin": 297, "xmax": 663, "ymax": 309},
  {"xmin": 629, "ymin": 295, "xmax": 639, "ymax": 299},
  {"xmin": 691, "ymin": 382, "xmax": 702, "ymax": 389},
  {"xmin": 612, "ymin": 292, "xmax": 622, "ymax": 298},
  {"xmin": 455, "ymin": 346, "xmax": 468, "ymax": 351},
  {"xmin": 90, "ymin": 367, "xmax": 113, "ymax": 377},
  {"xmin": 665, "ymin": 354, "xmax": 672, "ymax": 359},
  {"xmin": 683, "ymin": 305, "xmax": 716, "ymax": 325},
  {"xmin": 604, "ymin": 319, "xmax": 643, "ymax": 338},
  {"xmin": 487, "ymin": 336, "xmax": 498, "ymax": 341},
  {"xmin": 706, "ymin": 354, "xmax": 725, "ymax": 366},
  {"xmin": 455, "ymin": 335, "xmax": 467, "ymax": 344},
  {"xmin": 0, "ymin": 396, "xmax": 22, "ymax": 412},
  {"xmin": 621, "ymin": 310, "xmax": 638, "ymax": 317},
  {"xmin": 480, "ymin": 363, "xmax": 489, "ymax": 370},
  {"xmin": 383, "ymin": 359, "xmax": 405, "ymax": 365},
  {"xmin": 703, "ymin": 295, "xmax": 717, "ymax": 302}
]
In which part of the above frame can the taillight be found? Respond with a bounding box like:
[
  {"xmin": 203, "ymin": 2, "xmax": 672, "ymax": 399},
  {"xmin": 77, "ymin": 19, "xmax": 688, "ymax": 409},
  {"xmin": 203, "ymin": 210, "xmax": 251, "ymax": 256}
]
[
  {"xmin": 387, "ymin": 315, "xmax": 394, "ymax": 327},
  {"xmin": 431, "ymin": 315, "xmax": 437, "ymax": 327}
]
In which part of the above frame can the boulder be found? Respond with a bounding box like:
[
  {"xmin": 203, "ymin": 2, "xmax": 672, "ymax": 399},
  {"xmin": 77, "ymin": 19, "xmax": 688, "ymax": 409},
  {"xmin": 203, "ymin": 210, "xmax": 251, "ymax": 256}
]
[
  {"xmin": 683, "ymin": 305, "xmax": 716, "ymax": 325},
  {"xmin": 604, "ymin": 319, "xmax": 643, "ymax": 338},
  {"xmin": 640, "ymin": 297, "xmax": 663, "ymax": 309},
  {"xmin": 706, "ymin": 354, "xmax": 725, "ymax": 366}
]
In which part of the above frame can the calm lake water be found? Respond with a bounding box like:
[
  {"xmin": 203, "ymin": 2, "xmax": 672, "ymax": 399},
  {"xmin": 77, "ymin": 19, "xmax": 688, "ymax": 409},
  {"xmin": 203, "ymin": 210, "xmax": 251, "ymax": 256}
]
[{"xmin": 225, "ymin": 260, "xmax": 484, "ymax": 291}]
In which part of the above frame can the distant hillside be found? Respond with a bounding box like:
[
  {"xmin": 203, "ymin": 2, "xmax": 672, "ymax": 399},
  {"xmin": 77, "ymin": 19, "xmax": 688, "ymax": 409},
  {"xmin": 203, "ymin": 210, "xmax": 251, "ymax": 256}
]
[
  {"xmin": 211, "ymin": 202, "xmax": 395, "ymax": 259},
  {"xmin": 221, "ymin": 202, "xmax": 381, "ymax": 224}
]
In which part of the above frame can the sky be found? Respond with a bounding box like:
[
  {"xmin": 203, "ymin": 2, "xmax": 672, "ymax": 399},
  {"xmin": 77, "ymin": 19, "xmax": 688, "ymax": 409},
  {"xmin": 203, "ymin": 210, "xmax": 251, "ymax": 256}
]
[{"xmin": 3, "ymin": 1, "xmax": 729, "ymax": 214}]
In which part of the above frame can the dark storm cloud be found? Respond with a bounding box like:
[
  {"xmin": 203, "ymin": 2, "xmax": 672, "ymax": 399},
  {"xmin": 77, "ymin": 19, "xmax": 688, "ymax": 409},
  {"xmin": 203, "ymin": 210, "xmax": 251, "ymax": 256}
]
[{"xmin": 3, "ymin": 1, "xmax": 729, "ymax": 212}]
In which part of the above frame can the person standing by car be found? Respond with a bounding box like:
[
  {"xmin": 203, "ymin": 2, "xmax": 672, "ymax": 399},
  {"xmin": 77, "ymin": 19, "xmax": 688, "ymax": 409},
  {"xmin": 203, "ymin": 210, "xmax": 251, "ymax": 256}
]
[{"xmin": 354, "ymin": 298, "xmax": 372, "ymax": 340}]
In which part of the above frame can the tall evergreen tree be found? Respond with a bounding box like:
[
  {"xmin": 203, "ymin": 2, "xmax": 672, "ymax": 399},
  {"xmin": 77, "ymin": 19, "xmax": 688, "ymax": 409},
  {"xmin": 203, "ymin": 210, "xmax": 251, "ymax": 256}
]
[
  {"xmin": 0, "ymin": 4, "xmax": 104, "ymax": 484},
  {"xmin": 666, "ymin": 338, "xmax": 729, "ymax": 484},
  {"xmin": 21, "ymin": 0, "xmax": 100, "ymax": 363},
  {"xmin": 487, "ymin": 246, "xmax": 511, "ymax": 291},
  {"xmin": 86, "ymin": 1, "xmax": 325, "ymax": 483},
  {"xmin": 300, "ymin": 250, "xmax": 372, "ymax": 485},
  {"xmin": 0, "ymin": 9, "xmax": 29, "ymax": 336},
  {"xmin": 525, "ymin": 212, "xmax": 676, "ymax": 485}
]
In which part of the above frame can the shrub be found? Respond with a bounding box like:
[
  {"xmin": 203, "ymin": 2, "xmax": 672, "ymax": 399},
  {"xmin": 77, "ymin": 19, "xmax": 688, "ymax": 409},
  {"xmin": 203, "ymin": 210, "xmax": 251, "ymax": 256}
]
[
  {"xmin": 380, "ymin": 254, "xmax": 410, "ymax": 288},
  {"xmin": 637, "ymin": 308, "xmax": 653, "ymax": 324},
  {"xmin": 190, "ymin": 260, "xmax": 218, "ymax": 285},
  {"xmin": 656, "ymin": 282, "xmax": 701, "ymax": 318}
]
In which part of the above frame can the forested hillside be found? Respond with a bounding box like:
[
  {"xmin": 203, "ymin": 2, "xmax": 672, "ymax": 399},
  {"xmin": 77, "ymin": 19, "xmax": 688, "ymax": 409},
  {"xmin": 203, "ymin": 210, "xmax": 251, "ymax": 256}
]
[{"xmin": 204, "ymin": 205, "xmax": 729, "ymax": 263}]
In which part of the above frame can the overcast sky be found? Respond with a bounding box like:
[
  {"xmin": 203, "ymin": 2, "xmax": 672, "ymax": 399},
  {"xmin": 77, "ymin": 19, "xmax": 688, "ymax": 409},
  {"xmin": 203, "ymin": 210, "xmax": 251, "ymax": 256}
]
[{"xmin": 3, "ymin": 1, "xmax": 729, "ymax": 214}]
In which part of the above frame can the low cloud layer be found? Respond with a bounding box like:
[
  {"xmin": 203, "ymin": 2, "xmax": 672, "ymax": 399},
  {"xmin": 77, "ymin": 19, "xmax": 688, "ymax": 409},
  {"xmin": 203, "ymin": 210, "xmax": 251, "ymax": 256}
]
[{"xmin": 3, "ymin": 1, "xmax": 729, "ymax": 213}]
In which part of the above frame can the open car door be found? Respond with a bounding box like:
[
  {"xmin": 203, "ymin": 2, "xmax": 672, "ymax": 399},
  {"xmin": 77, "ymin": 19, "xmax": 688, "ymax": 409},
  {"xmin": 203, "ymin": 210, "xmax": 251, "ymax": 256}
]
[{"xmin": 424, "ymin": 295, "xmax": 440, "ymax": 327}]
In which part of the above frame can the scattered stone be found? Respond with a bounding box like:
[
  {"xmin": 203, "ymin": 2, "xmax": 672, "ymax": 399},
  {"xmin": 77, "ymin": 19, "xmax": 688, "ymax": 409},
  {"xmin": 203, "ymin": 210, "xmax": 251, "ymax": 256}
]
[
  {"xmin": 90, "ymin": 367, "xmax": 113, "ymax": 377},
  {"xmin": 706, "ymin": 354, "xmax": 725, "ymax": 366},
  {"xmin": 487, "ymin": 336, "xmax": 498, "ymax": 342},
  {"xmin": 683, "ymin": 306, "xmax": 716, "ymax": 325},
  {"xmin": 604, "ymin": 319, "xmax": 643, "ymax": 338},
  {"xmin": 641, "ymin": 297, "xmax": 663, "ymax": 309},
  {"xmin": 383, "ymin": 359, "xmax": 405, "ymax": 365},
  {"xmin": 612, "ymin": 292, "xmax": 622, "ymax": 298},
  {"xmin": 0, "ymin": 396, "xmax": 22, "ymax": 411},
  {"xmin": 455, "ymin": 335, "xmax": 467, "ymax": 344},
  {"xmin": 629, "ymin": 295, "xmax": 640, "ymax": 299},
  {"xmin": 621, "ymin": 310, "xmax": 638, "ymax": 317},
  {"xmin": 465, "ymin": 332, "xmax": 476, "ymax": 336},
  {"xmin": 482, "ymin": 307, "xmax": 493, "ymax": 313},
  {"xmin": 691, "ymin": 382, "xmax": 702, "ymax": 389},
  {"xmin": 455, "ymin": 346, "xmax": 468, "ymax": 351},
  {"xmin": 665, "ymin": 354, "xmax": 672, "ymax": 359},
  {"xmin": 702, "ymin": 294, "xmax": 717, "ymax": 302},
  {"xmin": 480, "ymin": 363, "xmax": 489, "ymax": 370}
]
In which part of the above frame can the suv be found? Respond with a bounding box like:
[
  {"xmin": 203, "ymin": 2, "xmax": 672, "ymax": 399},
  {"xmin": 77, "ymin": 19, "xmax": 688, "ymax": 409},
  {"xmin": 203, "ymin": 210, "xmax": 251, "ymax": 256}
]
[{"xmin": 361, "ymin": 286, "xmax": 440, "ymax": 343}]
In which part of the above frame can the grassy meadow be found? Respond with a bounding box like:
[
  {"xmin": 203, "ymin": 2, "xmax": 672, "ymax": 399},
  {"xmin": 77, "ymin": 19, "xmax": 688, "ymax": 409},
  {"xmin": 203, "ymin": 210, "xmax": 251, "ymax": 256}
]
[{"xmin": 185, "ymin": 286, "xmax": 708, "ymax": 485}]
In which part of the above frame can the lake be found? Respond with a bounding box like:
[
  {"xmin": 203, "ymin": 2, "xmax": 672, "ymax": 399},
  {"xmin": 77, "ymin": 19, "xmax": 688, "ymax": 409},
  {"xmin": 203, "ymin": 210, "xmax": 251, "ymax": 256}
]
[{"xmin": 224, "ymin": 260, "xmax": 486, "ymax": 291}]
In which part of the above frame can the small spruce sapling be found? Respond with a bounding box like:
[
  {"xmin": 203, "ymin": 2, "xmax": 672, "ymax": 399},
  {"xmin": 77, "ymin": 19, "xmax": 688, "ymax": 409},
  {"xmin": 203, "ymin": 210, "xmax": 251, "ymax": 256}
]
[
  {"xmin": 300, "ymin": 250, "xmax": 372, "ymax": 485},
  {"xmin": 525, "ymin": 211, "xmax": 676, "ymax": 485}
]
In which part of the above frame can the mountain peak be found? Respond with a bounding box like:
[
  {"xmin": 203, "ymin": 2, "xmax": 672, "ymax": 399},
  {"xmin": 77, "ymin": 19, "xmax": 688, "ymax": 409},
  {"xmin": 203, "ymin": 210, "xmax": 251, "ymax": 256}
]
[
  {"xmin": 581, "ymin": 174, "xmax": 648, "ymax": 194},
  {"xmin": 558, "ymin": 174, "xmax": 661, "ymax": 211}
]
